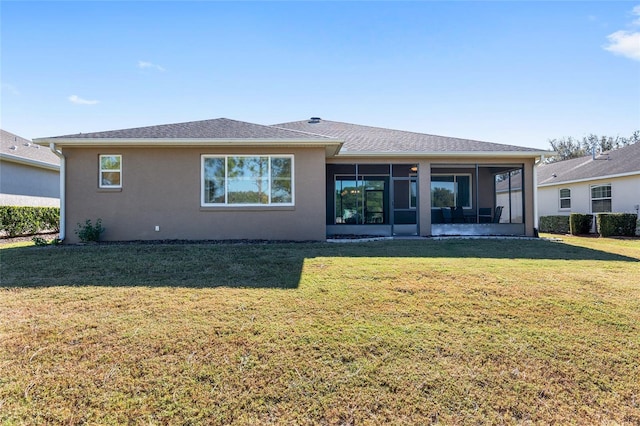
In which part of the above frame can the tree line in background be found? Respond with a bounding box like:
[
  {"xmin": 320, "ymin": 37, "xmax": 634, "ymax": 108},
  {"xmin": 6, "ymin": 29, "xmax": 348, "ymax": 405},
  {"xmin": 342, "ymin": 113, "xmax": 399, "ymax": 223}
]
[{"xmin": 547, "ymin": 130, "xmax": 640, "ymax": 163}]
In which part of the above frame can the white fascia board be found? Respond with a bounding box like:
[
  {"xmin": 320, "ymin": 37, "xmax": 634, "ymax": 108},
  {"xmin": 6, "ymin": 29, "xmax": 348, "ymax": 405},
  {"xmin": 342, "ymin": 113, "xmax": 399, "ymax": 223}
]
[
  {"xmin": 0, "ymin": 153, "xmax": 60, "ymax": 171},
  {"xmin": 335, "ymin": 150, "xmax": 552, "ymax": 158},
  {"xmin": 34, "ymin": 138, "xmax": 344, "ymax": 156},
  {"xmin": 538, "ymin": 171, "xmax": 640, "ymax": 188}
]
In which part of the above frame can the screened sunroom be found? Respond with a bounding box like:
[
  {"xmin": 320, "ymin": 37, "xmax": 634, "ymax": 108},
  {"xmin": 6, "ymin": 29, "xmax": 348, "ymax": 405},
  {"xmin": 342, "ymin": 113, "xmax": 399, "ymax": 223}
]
[{"xmin": 430, "ymin": 164, "xmax": 526, "ymax": 236}]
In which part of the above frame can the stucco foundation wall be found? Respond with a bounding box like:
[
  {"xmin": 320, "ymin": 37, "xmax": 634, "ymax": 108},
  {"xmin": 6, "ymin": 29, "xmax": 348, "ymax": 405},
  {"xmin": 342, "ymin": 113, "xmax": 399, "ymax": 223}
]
[{"xmin": 63, "ymin": 147, "xmax": 327, "ymax": 243}]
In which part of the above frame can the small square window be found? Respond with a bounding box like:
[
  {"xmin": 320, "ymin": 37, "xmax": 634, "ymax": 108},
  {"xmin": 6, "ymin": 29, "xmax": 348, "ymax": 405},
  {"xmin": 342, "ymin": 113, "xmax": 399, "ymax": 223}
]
[{"xmin": 100, "ymin": 155, "xmax": 122, "ymax": 188}]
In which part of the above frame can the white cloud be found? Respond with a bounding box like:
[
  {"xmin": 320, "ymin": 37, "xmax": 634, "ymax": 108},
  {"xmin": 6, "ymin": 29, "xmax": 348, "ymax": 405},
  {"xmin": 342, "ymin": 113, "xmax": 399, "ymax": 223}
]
[
  {"xmin": 603, "ymin": 5, "xmax": 640, "ymax": 61},
  {"xmin": 604, "ymin": 30, "xmax": 640, "ymax": 61},
  {"xmin": 68, "ymin": 95, "xmax": 99, "ymax": 105},
  {"xmin": 138, "ymin": 60, "xmax": 165, "ymax": 72}
]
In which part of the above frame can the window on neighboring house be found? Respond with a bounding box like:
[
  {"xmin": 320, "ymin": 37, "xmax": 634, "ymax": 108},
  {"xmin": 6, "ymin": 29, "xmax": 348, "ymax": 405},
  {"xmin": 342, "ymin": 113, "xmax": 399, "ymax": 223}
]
[
  {"xmin": 591, "ymin": 184, "xmax": 611, "ymax": 213},
  {"xmin": 99, "ymin": 155, "xmax": 122, "ymax": 188},
  {"xmin": 559, "ymin": 188, "xmax": 571, "ymax": 209},
  {"xmin": 431, "ymin": 174, "xmax": 471, "ymax": 208},
  {"xmin": 202, "ymin": 155, "xmax": 293, "ymax": 206}
]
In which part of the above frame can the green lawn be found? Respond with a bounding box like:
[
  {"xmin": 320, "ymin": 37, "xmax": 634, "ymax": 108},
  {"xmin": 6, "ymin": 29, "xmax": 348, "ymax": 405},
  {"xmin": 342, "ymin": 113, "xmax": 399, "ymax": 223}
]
[{"xmin": 1, "ymin": 236, "xmax": 639, "ymax": 424}]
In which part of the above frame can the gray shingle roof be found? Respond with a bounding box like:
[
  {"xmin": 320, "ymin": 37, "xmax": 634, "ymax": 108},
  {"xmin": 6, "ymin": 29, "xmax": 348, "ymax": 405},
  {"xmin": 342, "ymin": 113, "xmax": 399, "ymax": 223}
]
[
  {"xmin": 1, "ymin": 129, "xmax": 60, "ymax": 167},
  {"xmin": 36, "ymin": 117, "xmax": 549, "ymax": 157},
  {"xmin": 47, "ymin": 118, "xmax": 336, "ymax": 140},
  {"xmin": 537, "ymin": 142, "xmax": 640, "ymax": 186},
  {"xmin": 274, "ymin": 119, "xmax": 545, "ymax": 153}
]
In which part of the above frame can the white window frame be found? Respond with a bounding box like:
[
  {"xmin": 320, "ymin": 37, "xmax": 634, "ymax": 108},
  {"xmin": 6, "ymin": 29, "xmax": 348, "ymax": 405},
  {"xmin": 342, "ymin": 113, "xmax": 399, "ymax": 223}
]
[
  {"xmin": 201, "ymin": 155, "xmax": 294, "ymax": 207},
  {"xmin": 99, "ymin": 154, "xmax": 122, "ymax": 189},
  {"xmin": 559, "ymin": 188, "xmax": 571, "ymax": 210},
  {"xmin": 431, "ymin": 173, "xmax": 472, "ymax": 209},
  {"xmin": 590, "ymin": 184, "xmax": 612, "ymax": 213}
]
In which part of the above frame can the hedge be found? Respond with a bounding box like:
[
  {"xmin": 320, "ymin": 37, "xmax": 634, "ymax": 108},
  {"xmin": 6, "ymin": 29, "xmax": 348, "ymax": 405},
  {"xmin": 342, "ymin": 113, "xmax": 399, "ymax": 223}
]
[
  {"xmin": 569, "ymin": 213, "xmax": 593, "ymax": 235},
  {"xmin": 596, "ymin": 213, "xmax": 638, "ymax": 237},
  {"xmin": 0, "ymin": 206, "xmax": 60, "ymax": 237},
  {"xmin": 539, "ymin": 215, "xmax": 570, "ymax": 234}
]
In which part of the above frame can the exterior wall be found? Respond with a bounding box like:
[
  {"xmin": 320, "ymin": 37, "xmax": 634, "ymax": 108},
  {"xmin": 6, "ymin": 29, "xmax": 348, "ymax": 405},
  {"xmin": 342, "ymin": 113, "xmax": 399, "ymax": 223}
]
[
  {"xmin": 538, "ymin": 174, "xmax": 640, "ymax": 217},
  {"xmin": 0, "ymin": 160, "xmax": 60, "ymax": 207},
  {"xmin": 417, "ymin": 160, "xmax": 431, "ymax": 236},
  {"xmin": 63, "ymin": 146, "xmax": 326, "ymax": 243}
]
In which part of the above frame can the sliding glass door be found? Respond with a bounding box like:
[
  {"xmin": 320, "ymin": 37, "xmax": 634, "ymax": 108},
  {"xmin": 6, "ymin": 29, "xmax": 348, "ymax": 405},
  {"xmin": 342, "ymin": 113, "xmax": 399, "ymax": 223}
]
[{"xmin": 334, "ymin": 177, "xmax": 388, "ymax": 225}]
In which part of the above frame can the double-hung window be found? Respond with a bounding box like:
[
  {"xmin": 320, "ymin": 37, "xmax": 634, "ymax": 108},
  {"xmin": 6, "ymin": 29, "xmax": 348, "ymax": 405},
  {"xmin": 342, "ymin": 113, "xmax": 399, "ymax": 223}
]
[
  {"xmin": 99, "ymin": 155, "xmax": 122, "ymax": 188},
  {"xmin": 202, "ymin": 155, "xmax": 294, "ymax": 206},
  {"xmin": 591, "ymin": 184, "xmax": 611, "ymax": 213},
  {"xmin": 559, "ymin": 188, "xmax": 571, "ymax": 210}
]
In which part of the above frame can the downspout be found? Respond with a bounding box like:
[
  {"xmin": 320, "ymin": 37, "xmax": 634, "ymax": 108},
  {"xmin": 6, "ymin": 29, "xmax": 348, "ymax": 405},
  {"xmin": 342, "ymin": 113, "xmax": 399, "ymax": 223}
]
[
  {"xmin": 49, "ymin": 143, "xmax": 66, "ymax": 241},
  {"xmin": 533, "ymin": 155, "xmax": 545, "ymax": 234}
]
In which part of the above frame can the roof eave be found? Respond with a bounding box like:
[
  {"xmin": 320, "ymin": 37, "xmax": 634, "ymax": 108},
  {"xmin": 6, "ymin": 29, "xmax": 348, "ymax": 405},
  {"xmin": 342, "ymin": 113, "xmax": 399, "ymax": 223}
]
[
  {"xmin": 0, "ymin": 153, "xmax": 60, "ymax": 171},
  {"xmin": 538, "ymin": 170, "xmax": 640, "ymax": 187},
  {"xmin": 34, "ymin": 137, "xmax": 344, "ymax": 157},
  {"xmin": 335, "ymin": 150, "xmax": 552, "ymax": 158}
]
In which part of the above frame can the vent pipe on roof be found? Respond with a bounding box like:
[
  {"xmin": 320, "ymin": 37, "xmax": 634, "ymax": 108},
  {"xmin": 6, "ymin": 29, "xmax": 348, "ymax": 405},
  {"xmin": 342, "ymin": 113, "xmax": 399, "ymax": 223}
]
[
  {"xmin": 308, "ymin": 117, "xmax": 321, "ymax": 124},
  {"xmin": 591, "ymin": 146, "xmax": 610, "ymax": 161}
]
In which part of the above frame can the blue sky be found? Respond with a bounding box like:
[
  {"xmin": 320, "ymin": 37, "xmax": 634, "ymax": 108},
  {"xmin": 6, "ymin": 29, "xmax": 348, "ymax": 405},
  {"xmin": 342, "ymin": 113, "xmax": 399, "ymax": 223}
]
[{"xmin": 2, "ymin": 1, "xmax": 639, "ymax": 149}]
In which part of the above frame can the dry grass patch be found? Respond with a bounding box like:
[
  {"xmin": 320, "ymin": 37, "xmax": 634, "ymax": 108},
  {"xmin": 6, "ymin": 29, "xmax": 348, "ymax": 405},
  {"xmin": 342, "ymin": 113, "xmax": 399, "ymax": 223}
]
[{"xmin": 1, "ymin": 237, "xmax": 639, "ymax": 424}]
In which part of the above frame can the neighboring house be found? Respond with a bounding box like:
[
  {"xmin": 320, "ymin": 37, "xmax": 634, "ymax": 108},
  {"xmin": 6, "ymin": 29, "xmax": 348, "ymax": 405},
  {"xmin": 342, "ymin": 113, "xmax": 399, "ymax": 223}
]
[
  {"xmin": 34, "ymin": 118, "xmax": 549, "ymax": 243},
  {"xmin": 537, "ymin": 142, "xmax": 640, "ymax": 223},
  {"xmin": 1, "ymin": 129, "xmax": 60, "ymax": 207}
]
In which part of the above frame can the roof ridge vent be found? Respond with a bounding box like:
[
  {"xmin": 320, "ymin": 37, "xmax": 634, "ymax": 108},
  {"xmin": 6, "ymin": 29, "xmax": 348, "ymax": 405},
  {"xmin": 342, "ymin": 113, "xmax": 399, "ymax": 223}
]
[{"xmin": 308, "ymin": 117, "xmax": 321, "ymax": 124}]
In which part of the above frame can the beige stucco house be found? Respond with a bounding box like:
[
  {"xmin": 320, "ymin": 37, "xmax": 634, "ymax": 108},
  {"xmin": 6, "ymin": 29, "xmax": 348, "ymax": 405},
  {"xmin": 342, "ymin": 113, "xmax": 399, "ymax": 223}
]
[
  {"xmin": 537, "ymin": 142, "xmax": 640, "ymax": 224},
  {"xmin": 34, "ymin": 118, "xmax": 549, "ymax": 243},
  {"xmin": 1, "ymin": 129, "xmax": 60, "ymax": 207}
]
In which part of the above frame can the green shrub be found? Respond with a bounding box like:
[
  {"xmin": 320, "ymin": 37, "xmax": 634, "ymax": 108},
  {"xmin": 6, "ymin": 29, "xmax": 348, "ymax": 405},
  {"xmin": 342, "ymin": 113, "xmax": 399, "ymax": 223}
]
[
  {"xmin": 569, "ymin": 213, "xmax": 593, "ymax": 235},
  {"xmin": 0, "ymin": 206, "xmax": 60, "ymax": 237},
  {"xmin": 75, "ymin": 219, "xmax": 104, "ymax": 242},
  {"xmin": 32, "ymin": 236, "xmax": 49, "ymax": 246},
  {"xmin": 539, "ymin": 216, "xmax": 570, "ymax": 234},
  {"xmin": 596, "ymin": 213, "xmax": 638, "ymax": 237}
]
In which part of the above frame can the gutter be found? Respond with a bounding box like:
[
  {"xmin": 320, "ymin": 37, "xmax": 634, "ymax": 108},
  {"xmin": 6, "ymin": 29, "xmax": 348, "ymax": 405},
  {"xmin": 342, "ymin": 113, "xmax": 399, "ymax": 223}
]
[
  {"xmin": 34, "ymin": 137, "xmax": 344, "ymax": 158},
  {"xmin": 335, "ymin": 150, "xmax": 553, "ymax": 158},
  {"xmin": 538, "ymin": 170, "xmax": 640, "ymax": 187},
  {"xmin": 0, "ymin": 153, "xmax": 60, "ymax": 171},
  {"xmin": 49, "ymin": 143, "xmax": 66, "ymax": 242}
]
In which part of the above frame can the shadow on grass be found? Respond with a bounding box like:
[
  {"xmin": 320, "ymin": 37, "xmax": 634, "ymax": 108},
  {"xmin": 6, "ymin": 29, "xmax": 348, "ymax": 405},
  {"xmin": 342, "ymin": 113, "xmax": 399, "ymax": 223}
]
[{"xmin": 1, "ymin": 238, "xmax": 637, "ymax": 289}]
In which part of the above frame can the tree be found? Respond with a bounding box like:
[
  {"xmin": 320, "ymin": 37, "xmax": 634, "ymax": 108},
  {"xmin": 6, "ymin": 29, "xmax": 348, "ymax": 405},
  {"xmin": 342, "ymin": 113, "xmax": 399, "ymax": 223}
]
[{"xmin": 547, "ymin": 130, "xmax": 639, "ymax": 162}]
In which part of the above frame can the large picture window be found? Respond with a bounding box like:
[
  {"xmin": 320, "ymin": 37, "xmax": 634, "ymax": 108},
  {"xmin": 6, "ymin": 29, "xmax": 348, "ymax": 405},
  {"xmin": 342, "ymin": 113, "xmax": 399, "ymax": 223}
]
[
  {"xmin": 591, "ymin": 184, "xmax": 611, "ymax": 213},
  {"xmin": 431, "ymin": 174, "xmax": 471, "ymax": 208},
  {"xmin": 202, "ymin": 155, "xmax": 293, "ymax": 206},
  {"xmin": 99, "ymin": 154, "xmax": 122, "ymax": 188}
]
